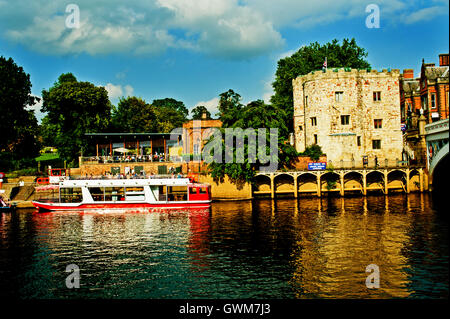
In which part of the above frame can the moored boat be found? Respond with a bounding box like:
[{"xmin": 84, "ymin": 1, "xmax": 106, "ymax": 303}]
[
  {"xmin": 0, "ymin": 195, "xmax": 16, "ymax": 213},
  {"xmin": 32, "ymin": 177, "xmax": 211, "ymax": 212}
]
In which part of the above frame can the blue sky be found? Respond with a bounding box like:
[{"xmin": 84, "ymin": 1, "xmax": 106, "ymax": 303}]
[{"xmin": 0, "ymin": 0, "xmax": 448, "ymax": 122}]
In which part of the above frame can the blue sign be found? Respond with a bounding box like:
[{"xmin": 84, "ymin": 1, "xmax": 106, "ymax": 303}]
[
  {"xmin": 308, "ymin": 162, "xmax": 326, "ymax": 170},
  {"xmin": 401, "ymin": 123, "xmax": 406, "ymax": 132}
]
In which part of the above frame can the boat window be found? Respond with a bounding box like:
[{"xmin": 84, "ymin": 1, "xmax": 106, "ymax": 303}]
[
  {"xmin": 60, "ymin": 187, "xmax": 83, "ymax": 203},
  {"xmin": 189, "ymin": 187, "xmax": 197, "ymax": 194},
  {"xmin": 158, "ymin": 186, "xmax": 167, "ymax": 201},
  {"xmin": 89, "ymin": 187, "xmax": 104, "ymax": 201},
  {"xmin": 199, "ymin": 187, "xmax": 207, "ymax": 194},
  {"xmin": 104, "ymin": 187, "xmax": 125, "ymax": 201},
  {"xmin": 168, "ymin": 186, "xmax": 187, "ymax": 201},
  {"xmin": 126, "ymin": 187, "xmax": 144, "ymax": 193},
  {"xmin": 125, "ymin": 187, "xmax": 145, "ymax": 201}
]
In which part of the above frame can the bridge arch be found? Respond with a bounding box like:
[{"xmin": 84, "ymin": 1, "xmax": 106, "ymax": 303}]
[
  {"xmin": 429, "ymin": 143, "xmax": 449, "ymax": 176},
  {"xmin": 431, "ymin": 150, "xmax": 449, "ymax": 203}
]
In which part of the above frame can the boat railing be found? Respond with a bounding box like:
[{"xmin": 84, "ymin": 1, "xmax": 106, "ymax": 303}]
[{"xmin": 69, "ymin": 174, "xmax": 188, "ymax": 180}]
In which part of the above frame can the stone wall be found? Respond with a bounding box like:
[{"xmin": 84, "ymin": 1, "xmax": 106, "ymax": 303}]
[{"xmin": 293, "ymin": 68, "xmax": 403, "ymax": 164}]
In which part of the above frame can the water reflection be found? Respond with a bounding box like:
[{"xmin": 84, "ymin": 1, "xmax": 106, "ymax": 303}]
[{"xmin": 0, "ymin": 194, "xmax": 448, "ymax": 299}]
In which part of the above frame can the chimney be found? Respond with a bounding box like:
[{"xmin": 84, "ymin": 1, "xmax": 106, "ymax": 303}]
[
  {"xmin": 202, "ymin": 111, "xmax": 207, "ymax": 120},
  {"xmin": 403, "ymin": 69, "xmax": 414, "ymax": 79},
  {"xmin": 439, "ymin": 53, "xmax": 449, "ymax": 66}
]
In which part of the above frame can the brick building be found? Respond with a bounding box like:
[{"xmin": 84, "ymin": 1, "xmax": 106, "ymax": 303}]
[
  {"xmin": 400, "ymin": 53, "xmax": 449, "ymax": 165},
  {"xmin": 182, "ymin": 113, "xmax": 222, "ymax": 158},
  {"xmin": 292, "ymin": 68, "xmax": 403, "ymax": 166}
]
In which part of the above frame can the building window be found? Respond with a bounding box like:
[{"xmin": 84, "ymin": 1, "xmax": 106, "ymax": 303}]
[
  {"xmin": 372, "ymin": 139, "xmax": 381, "ymax": 150},
  {"xmin": 421, "ymin": 96, "xmax": 428, "ymax": 110},
  {"xmin": 431, "ymin": 93, "xmax": 436, "ymax": 108},
  {"xmin": 193, "ymin": 144, "xmax": 200, "ymax": 155},
  {"xmin": 341, "ymin": 115, "xmax": 350, "ymax": 125},
  {"xmin": 373, "ymin": 91, "xmax": 381, "ymax": 101},
  {"xmin": 311, "ymin": 117, "xmax": 317, "ymax": 126},
  {"xmin": 335, "ymin": 91, "xmax": 343, "ymax": 102},
  {"xmin": 357, "ymin": 136, "xmax": 361, "ymax": 147},
  {"xmin": 374, "ymin": 119, "xmax": 382, "ymax": 129},
  {"xmin": 305, "ymin": 96, "xmax": 308, "ymax": 106},
  {"xmin": 314, "ymin": 134, "xmax": 318, "ymax": 144},
  {"xmin": 299, "ymin": 125, "xmax": 303, "ymax": 131}
]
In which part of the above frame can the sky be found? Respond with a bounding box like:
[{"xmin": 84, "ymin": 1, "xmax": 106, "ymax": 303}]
[{"xmin": 0, "ymin": 0, "xmax": 448, "ymax": 122}]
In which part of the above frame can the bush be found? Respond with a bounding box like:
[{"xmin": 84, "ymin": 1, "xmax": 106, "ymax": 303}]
[{"xmin": 301, "ymin": 144, "xmax": 323, "ymax": 161}]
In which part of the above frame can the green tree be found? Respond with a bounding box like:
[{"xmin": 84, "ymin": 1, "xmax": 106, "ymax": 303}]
[
  {"xmin": 0, "ymin": 56, "xmax": 40, "ymax": 170},
  {"xmin": 152, "ymin": 98, "xmax": 188, "ymax": 132},
  {"xmin": 191, "ymin": 105, "xmax": 211, "ymax": 120},
  {"xmin": 111, "ymin": 97, "xmax": 157, "ymax": 132},
  {"xmin": 271, "ymin": 38, "xmax": 371, "ymax": 130},
  {"xmin": 217, "ymin": 89, "xmax": 243, "ymax": 127},
  {"xmin": 40, "ymin": 73, "xmax": 111, "ymax": 165},
  {"xmin": 207, "ymin": 95, "xmax": 298, "ymax": 185}
]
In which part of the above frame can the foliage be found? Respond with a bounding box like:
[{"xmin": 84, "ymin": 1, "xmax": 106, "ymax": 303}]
[
  {"xmin": 152, "ymin": 98, "xmax": 189, "ymax": 132},
  {"xmin": 207, "ymin": 93, "xmax": 298, "ymax": 185},
  {"xmin": 191, "ymin": 105, "xmax": 212, "ymax": 120},
  {"xmin": 300, "ymin": 144, "xmax": 323, "ymax": 161},
  {"xmin": 217, "ymin": 89, "xmax": 243, "ymax": 128},
  {"xmin": 6, "ymin": 168, "xmax": 45, "ymax": 178},
  {"xmin": 111, "ymin": 97, "xmax": 157, "ymax": 132},
  {"xmin": 271, "ymin": 38, "xmax": 371, "ymax": 130},
  {"xmin": 0, "ymin": 56, "xmax": 40, "ymax": 168},
  {"xmin": 40, "ymin": 73, "xmax": 111, "ymax": 166}
]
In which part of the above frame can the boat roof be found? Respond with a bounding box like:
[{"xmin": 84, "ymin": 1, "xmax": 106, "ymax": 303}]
[{"xmin": 59, "ymin": 178, "xmax": 208, "ymax": 188}]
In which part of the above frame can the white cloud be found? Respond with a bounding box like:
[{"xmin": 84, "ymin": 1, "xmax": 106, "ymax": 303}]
[
  {"xmin": 124, "ymin": 85, "xmax": 134, "ymax": 96},
  {"xmin": 401, "ymin": 6, "xmax": 447, "ymax": 24},
  {"xmin": 0, "ymin": 0, "xmax": 447, "ymax": 59},
  {"xmin": 104, "ymin": 83, "xmax": 134, "ymax": 99},
  {"xmin": 26, "ymin": 96, "xmax": 45, "ymax": 122},
  {"xmin": 193, "ymin": 97, "xmax": 220, "ymax": 117}
]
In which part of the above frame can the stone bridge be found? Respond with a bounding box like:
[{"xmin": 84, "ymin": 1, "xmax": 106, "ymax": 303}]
[
  {"xmin": 253, "ymin": 167, "xmax": 426, "ymax": 198},
  {"xmin": 425, "ymin": 118, "xmax": 449, "ymax": 196}
]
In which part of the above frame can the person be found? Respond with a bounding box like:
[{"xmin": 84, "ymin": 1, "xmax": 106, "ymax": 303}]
[{"xmin": 374, "ymin": 155, "xmax": 378, "ymax": 169}]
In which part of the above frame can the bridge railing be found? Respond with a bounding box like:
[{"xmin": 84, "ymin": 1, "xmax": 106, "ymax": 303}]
[{"xmin": 326, "ymin": 158, "xmax": 410, "ymax": 170}]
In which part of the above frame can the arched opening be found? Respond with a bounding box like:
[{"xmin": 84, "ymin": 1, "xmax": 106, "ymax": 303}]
[
  {"xmin": 431, "ymin": 153, "xmax": 449, "ymax": 209},
  {"xmin": 253, "ymin": 175, "xmax": 272, "ymax": 197},
  {"xmin": 298, "ymin": 172, "xmax": 318, "ymax": 197},
  {"xmin": 320, "ymin": 171, "xmax": 341, "ymax": 196},
  {"xmin": 274, "ymin": 174, "xmax": 294, "ymax": 197},
  {"xmin": 343, "ymin": 171, "xmax": 363, "ymax": 195},
  {"xmin": 366, "ymin": 171, "xmax": 384, "ymax": 194},
  {"xmin": 387, "ymin": 170, "xmax": 407, "ymax": 193},
  {"xmin": 409, "ymin": 169, "xmax": 421, "ymax": 192}
]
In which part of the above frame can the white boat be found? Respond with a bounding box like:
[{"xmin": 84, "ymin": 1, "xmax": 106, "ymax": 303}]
[{"xmin": 32, "ymin": 177, "xmax": 211, "ymax": 212}]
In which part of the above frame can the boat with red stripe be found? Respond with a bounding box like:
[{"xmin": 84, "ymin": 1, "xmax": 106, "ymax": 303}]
[{"xmin": 32, "ymin": 177, "xmax": 211, "ymax": 212}]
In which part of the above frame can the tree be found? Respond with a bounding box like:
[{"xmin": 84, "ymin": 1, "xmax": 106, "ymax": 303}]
[
  {"xmin": 0, "ymin": 56, "xmax": 40, "ymax": 170},
  {"xmin": 152, "ymin": 98, "xmax": 188, "ymax": 132},
  {"xmin": 111, "ymin": 97, "xmax": 157, "ymax": 132},
  {"xmin": 191, "ymin": 105, "xmax": 211, "ymax": 120},
  {"xmin": 217, "ymin": 89, "xmax": 243, "ymax": 127},
  {"xmin": 40, "ymin": 73, "xmax": 111, "ymax": 165},
  {"xmin": 207, "ymin": 94, "xmax": 298, "ymax": 185},
  {"xmin": 271, "ymin": 38, "xmax": 371, "ymax": 130}
]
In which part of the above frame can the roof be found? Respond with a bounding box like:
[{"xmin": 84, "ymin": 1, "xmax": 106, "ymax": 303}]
[
  {"xmin": 424, "ymin": 66, "xmax": 449, "ymax": 80},
  {"xmin": 402, "ymin": 79, "xmax": 420, "ymax": 94}
]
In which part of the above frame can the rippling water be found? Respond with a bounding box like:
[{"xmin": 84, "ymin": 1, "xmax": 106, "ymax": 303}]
[{"xmin": 0, "ymin": 194, "xmax": 448, "ymax": 299}]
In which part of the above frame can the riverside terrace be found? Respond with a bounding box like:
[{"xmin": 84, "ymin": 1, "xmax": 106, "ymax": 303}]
[
  {"xmin": 79, "ymin": 133, "xmax": 199, "ymax": 177},
  {"xmin": 81, "ymin": 133, "xmax": 180, "ymax": 164}
]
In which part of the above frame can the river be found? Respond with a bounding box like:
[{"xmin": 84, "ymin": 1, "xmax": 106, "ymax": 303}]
[{"xmin": 0, "ymin": 193, "xmax": 447, "ymax": 299}]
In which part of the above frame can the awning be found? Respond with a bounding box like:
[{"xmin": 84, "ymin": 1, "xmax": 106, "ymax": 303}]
[{"xmin": 114, "ymin": 147, "xmax": 130, "ymax": 153}]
